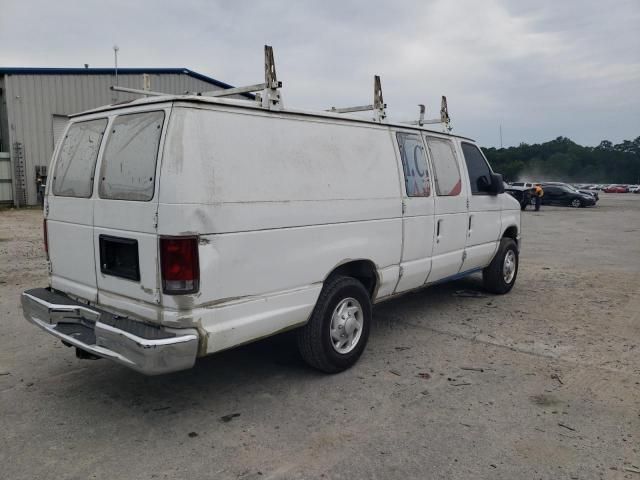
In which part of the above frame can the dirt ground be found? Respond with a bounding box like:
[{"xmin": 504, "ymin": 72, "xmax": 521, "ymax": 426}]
[{"xmin": 1, "ymin": 195, "xmax": 638, "ymax": 480}]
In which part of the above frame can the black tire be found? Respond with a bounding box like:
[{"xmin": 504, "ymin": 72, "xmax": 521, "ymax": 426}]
[
  {"xmin": 483, "ymin": 238, "xmax": 518, "ymax": 294},
  {"xmin": 297, "ymin": 276, "xmax": 372, "ymax": 373}
]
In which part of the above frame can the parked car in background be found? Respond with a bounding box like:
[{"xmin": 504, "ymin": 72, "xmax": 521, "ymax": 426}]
[
  {"xmin": 510, "ymin": 182, "xmax": 535, "ymax": 189},
  {"xmin": 603, "ymin": 185, "xmax": 628, "ymax": 193},
  {"xmin": 628, "ymin": 185, "xmax": 640, "ymax": 193},
  {"xmin": 541, "ymin": 184, "xmax": 597, "ymax": 207},
  {"xmin": 544, "ymin": 182, "xmax": 599, "ymax": 202}
]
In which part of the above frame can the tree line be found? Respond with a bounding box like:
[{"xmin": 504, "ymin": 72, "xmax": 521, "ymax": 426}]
[{"xmin": 482, "ymin": 136, "xmax": 640, "ymax": 184}]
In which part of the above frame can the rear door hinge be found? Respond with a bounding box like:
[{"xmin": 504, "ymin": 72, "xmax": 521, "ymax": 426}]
[
  {"xmin": 401, "ymin": 200, "xmax": 407, "ymax": 215},
  {"xmin": 399, "ymin": 265, "xmax": 404, "ymax": 278},
  {"xmin": 462, "ymin": 250, "xmax": 467, "ymax": 262},
  {"xmin": 466, "ymin": 198, "xmax": 470, "ymax": 209},
  {"xmin": 153, "ymin": 212, "xmax": 158, "ymax": 229}
]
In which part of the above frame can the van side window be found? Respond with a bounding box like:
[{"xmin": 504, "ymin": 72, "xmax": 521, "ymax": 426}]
[
  {"xmin": 99, "ymin": 111, "xmax": 165, "ymax": 201},
  {"xmin": 425, "ymin": 136, "xmax": 462, "ymax": 196},
  {"xmin": 52, "ymin": 119, "xmax": 107, "ymax": 198},
  {"xmin": 396, "ymin": 132, "xmax": 430, "ymax": 197},
  {"xmin": 461, "ymin": 142, "xmax": 493, "ymax": 194}
]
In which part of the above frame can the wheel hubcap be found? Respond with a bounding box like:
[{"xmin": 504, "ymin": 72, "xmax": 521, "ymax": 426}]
[
  {"xmin": 572, "ymin": 199, "xmax": 580, "ymax": 207},
  {"xmin": 503, "ymin": 250, "xmax": 516, "ymax": 284},
  {"xmin": 330, "ymin": 297, "xmax": 363, "ymax": 354}
]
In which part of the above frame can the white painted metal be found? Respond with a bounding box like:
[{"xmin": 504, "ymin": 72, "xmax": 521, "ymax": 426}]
[{"xmin": 41, "ymin": 94, "xmax": 521, "ymax": 364}]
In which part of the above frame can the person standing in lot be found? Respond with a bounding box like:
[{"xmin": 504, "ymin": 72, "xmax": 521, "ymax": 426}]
[{"xmin": 534, "ymin": 184, "xmax": 544, "ymax": 211}]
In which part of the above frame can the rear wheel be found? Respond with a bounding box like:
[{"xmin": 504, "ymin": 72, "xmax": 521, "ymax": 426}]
[
  {"xmin": 483, "ymin": 238, "xmax": 518, "ymax": 294},
  {"xmin": 297, "ymin": 276, "xmax": 371, "ymax": 373}
]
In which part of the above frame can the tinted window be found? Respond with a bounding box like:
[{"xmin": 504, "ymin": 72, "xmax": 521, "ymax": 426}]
[
  {"xmin": 396, "ymin": 133, "xmax": 430, "ymax": 197},
  {"xmin": 425, "ymin": 136, "xmax": 462, "ymax": 196},
  {"xmin": 52, "ymin": 119, "xmax": 107, "ymax": 197},
  {"xmin": 461, "ymin": 143, "xmax": 492, "ymax": 194},
  {"xmin": 99, "ymin": 111, "xmax": 165, "ymax": 201}
]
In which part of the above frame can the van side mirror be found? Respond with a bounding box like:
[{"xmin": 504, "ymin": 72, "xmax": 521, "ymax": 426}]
[
  {"xmin": 488, "ymin": 173, "xmax": 504, "ymax": 195},
  {"xmin": 476, "ymin": 173, "xmax": 504, "ymax": 195}
]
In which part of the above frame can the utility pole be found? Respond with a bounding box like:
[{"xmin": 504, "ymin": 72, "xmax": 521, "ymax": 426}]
[
  {"xmin": 499, "ymin": 124, "xmax": 503, "ymax": 149},
  {"xmin": 113, "ymin": 45, "xmax": 119, "ymax": 103}
]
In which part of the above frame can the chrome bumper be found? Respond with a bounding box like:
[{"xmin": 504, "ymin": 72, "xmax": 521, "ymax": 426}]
[{"xmin": 21, "ymin": 288, "xmax": 198, "ymax": 375}]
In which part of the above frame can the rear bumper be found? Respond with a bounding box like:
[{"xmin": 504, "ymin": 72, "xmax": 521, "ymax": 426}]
[{"xmin": 21, "ymin": 288, "xmax": 199, "ymax": 375}]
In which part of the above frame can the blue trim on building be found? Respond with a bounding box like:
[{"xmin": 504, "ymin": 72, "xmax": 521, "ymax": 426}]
[{"xmin": 0, "ymin": 67, "xmax": 254, "ymax": 98}]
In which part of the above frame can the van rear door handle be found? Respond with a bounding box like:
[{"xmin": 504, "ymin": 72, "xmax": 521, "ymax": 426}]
[
  {"xmin": 468, "ymin": 215, "xmax": 473, "ymax": 236},
  {"xmin": 436, "ymin": 219, "xmax": 442, "ymax": 243}
]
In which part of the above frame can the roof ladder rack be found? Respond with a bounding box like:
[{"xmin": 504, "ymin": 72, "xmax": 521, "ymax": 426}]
[
  {"xmin": 404, "ymin": 97, "xmax": 451, "ymax": 131},
  {"xmin": 327, "ymin": 75, "xmax": 387, "ymax": 122},
  {"xmin": 110, "ymin": 45, "xmax": 284, "ymax": 109},
  {"xmin": 203, "ymin": 45, "xmax": 283, "ymax": 110},
  {"xmin": 110, "ymin": 85, "xmax": 167, "ymax": 97}
]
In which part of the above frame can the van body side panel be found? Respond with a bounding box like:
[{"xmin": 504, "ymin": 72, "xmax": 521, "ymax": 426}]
[
  {"xmin": 158, "ymin": 105, "xmax": 403, "ymax": 346},
  {"xmin": 158, "ymin": 106, "xmax": 400, "ymax": 207}
]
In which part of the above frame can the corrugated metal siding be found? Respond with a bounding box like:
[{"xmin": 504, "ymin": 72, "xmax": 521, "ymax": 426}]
[
  {"xmin": 2, "ymin": 73, "xmax": 228, "ymax": 205},
  {"xmin": 0, "ymin": 76, "xmax": 10, "ymax": 153}
]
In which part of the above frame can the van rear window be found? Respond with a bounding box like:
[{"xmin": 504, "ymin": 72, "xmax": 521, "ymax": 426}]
[
  {"xmin": 99, "ymin": 111, "xmax": 165, "ymax": 201},
  {"xmin": 52, "ymin": 119, "xmax": 107, "ymax": 198}
]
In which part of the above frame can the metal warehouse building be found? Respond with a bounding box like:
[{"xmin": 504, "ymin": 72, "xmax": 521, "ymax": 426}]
[{"xmin": 0, "ymin": 67, "xmax": 243, "ymax": 206}]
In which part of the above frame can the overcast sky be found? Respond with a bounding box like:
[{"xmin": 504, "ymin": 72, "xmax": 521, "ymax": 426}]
[{"xmin": 1, "ymin": 0, "xmax": 638, "ymax": 147}]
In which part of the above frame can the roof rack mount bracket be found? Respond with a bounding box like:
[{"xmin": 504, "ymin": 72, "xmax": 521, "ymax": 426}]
[
  {"xmin": 202, "ymin": 45, "xmax": 283, "ymax": 110},
  {"xmin": 328, "ymin": 75, "xmax": 387, "ymax": 122},
  {"xmin": 402, "ymin": 96, "xmax": 452, "ymax": 131}
]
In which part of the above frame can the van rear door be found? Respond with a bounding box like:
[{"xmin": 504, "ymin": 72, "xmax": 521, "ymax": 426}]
[
  {"xmin": 47, "ymin": 117, "xmax": 108, "ymax": 302},
  {"xmin": 93, "ymin": 108, "xmax": 168, "ymax": 309}
]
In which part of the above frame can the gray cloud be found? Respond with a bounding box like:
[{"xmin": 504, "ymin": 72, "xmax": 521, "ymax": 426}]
[{"xmin": 1, "ymin": 0, "xmax": 638, "ymax": 146}]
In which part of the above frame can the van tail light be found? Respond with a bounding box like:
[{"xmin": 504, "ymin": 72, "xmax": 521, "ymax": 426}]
[
  {"xmin": 43, "ymin": 219, "xmax": 49, "ymax": 259},
  {"xmin": 160, "ymin": 236, "xmax": 199, "ymax": 294}
]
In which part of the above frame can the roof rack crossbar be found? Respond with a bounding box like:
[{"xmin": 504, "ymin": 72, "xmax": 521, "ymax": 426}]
[
  {"xmin": 205, "ymin": 82, "xmax": 269, "ymax": 98},
  {"xmin": 327, "ymin": 75, "xmax": 387, "ymax": 122},
  {"xmin": 110, "ymin": 85, "xmax": 167, "ymax": 97}
]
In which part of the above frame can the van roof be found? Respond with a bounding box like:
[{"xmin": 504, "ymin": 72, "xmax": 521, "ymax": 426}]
[{"xmin": 70, "ymin": 94, "xmax": 476, "ymax": 142}]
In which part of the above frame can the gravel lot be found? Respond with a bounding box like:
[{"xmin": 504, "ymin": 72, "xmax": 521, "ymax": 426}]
[{"xmin": 1, "ymin": 195, "xmax": 639, "ymax": 479}]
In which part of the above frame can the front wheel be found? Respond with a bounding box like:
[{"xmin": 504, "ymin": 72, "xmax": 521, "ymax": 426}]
[
  {"xmin": 297, "ymin": 276, "xmax": 372, "ymax": 373},
  {"xmin": 571, "ymin": 198, "xmax": 582, "ymax": 208},
  {"xmin": 483, "ymin": 238, "xmax": 519, "ymax": 294}
]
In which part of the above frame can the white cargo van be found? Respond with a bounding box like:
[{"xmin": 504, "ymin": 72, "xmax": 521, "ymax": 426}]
[{"xmin": 22, "ymin": 90, "xmax": 520, "ymax": 375}]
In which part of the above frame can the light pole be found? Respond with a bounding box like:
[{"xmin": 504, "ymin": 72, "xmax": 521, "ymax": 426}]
[{"xmin": 113, "ymin": 45, "xmax": 119, "ymax": 103}]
